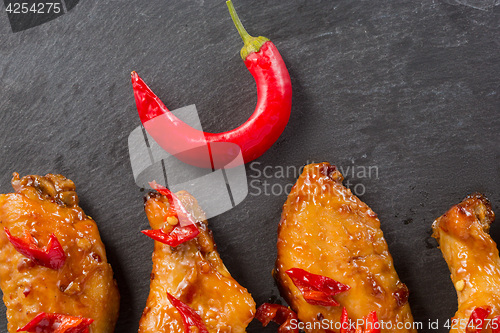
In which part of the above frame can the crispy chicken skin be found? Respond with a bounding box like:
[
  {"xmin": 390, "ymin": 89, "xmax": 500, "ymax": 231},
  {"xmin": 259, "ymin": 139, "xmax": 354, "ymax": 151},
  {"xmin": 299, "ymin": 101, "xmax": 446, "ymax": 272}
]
[
  {"xmin": 138, "ymin": 190, "xmax": 256, "ymax": 333},
  {"xmin": 275, "ymin": 163, "xmax": 416, "ymax": 333},
  {"xmin": 0, "ymin": 173, "xmax": 120, "ymax": 333},
  {"xmin": 432, "ymin": 194, "xmax": 500, "ymax": 333}
]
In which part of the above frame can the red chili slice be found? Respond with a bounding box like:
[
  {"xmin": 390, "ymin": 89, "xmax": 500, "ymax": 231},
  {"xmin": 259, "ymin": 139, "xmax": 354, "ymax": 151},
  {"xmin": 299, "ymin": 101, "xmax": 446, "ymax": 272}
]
[
  {"xmin": 4, "ymin": 228, "xmax": 66, "ymax": 270},
  {"xmin": 17, "ymin": 312, "xmax": 94, "ymax": 333},
  {"xmin": 466, "ymin": 307, "xmax": 491, "ymax": 333},
  {"xmin": 364, "ymin": 311, "xmax": 380, "ymax": 333},
  {"xmin": 342, "ymin": 308, "xmax": 380, "ymax": 333},
  {"xmin": 167, "ymin": 293, "xmax": 209, "ymax": 333},
  {"xmin": 285, "ymin": 268, "xmax": 350, "ymax": 306},
  {"xmin": 255, "ymin": 303, "xmax": 299, "ymax": 333},
  {"xmin": 142, "ymin": 224, "xmax": 199, "ymax": 247},
  {"xmin": 341, "ymin": 307, "xmax": 356, "ymax": 333}
]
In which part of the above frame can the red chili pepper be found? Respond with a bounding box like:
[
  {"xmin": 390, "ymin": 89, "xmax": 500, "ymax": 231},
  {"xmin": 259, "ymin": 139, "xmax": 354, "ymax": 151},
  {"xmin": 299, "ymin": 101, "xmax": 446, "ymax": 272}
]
[
  {"xmin": 141, "ymin": 182, "xmax": 199, "ymax": 247},
  {"xmin": 342, "ymin": 307, "xmax": 380, "ymax": 333},
  {"xmin": 285, "ymin": 268, "xmax": 350, "ymax": 306},
  {"xmin": 255, "ymin": 303, "xmax": 299, "ymax": 333},
  {"xmin": 167, "ymin": 293, "xmax": 209, "ymax": 333},
  {"xmin": 4, "ymin": 228, "xmax": 66, "ymax": 270},
  {"xmin": 466, "ymin": 306, "xmax": 491, "ymax": 333},
  {"xmin": 131, "ymin": 0, "xmax": 292, "ymax": 169},
  {"xmin": 17, "ymin": 312, "xmax": 94, "ymax": 333}
]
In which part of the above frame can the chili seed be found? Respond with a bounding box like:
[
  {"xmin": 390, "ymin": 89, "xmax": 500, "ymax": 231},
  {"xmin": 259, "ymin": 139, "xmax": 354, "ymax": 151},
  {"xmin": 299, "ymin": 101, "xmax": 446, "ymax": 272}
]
[
  {"xmin": 455, "ymin": 279, "xmax": 465, "ymax": 291},
  {"xmin": 166, "ymin": 216, "xmax": 179, "ymax": 226},
  {"xmin": 77, "ymin": 238, "xmax": 91, "ymax": 251}
]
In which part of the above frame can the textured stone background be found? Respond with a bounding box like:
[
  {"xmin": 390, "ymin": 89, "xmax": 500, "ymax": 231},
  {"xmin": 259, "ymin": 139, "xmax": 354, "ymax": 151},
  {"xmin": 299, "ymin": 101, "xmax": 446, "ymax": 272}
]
[{"xmin": 0, "ymin": 0, "xmax": 499, "ymax": 332}]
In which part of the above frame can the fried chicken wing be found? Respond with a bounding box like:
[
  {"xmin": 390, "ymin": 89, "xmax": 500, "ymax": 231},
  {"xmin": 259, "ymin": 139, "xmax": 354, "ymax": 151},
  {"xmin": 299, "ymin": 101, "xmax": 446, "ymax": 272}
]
[
  {"xmin": 0, "ymin": 173, "xmax": 120, "ymax": 333},
  {"xmin": 432, "ymin": 193, "xmax": 500, "ymax": 333},
  {"xmin": 138, "ymin": 190, "xmax": 256, "ymax": 333},
  {"xmin": 275, "ymin": 163, "xmax": 416, "ymax": 333}
]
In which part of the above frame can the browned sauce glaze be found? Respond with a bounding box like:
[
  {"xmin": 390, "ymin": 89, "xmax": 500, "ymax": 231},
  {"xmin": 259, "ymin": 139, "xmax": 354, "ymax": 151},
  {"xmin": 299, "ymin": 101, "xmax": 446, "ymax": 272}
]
[
  {"xmin": 433, "ymin": 193, "xmax": 500, "ymax": 333},
  {"xmin": 0, "ymin": 173, "xmax": 120, "ymax": 333},
  {"xmin": 138, "ymin": 190, "xmax": 256, "ymax": 333},
  {"xmin": 275, "ymin": 163, "xmax": 416, "ymax": 333}
]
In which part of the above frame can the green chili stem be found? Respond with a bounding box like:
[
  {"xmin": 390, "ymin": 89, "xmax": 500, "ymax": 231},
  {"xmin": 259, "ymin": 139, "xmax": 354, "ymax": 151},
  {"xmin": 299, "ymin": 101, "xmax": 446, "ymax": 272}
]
[{"xmin": 226, "ymin": 0, "xmax": 253, "ymax": 44}]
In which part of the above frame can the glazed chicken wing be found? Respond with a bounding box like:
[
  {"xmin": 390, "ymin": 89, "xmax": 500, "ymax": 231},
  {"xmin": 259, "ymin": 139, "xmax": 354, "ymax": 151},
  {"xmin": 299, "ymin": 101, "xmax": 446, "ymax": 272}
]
[
  {"xmin": 275, "ymin": 163, "xmax": 416, "ymax": 333},
  {"xmin": 0, "ymin": 173, "xmax": 120, "ymax": 333},
  {"xmin": 138, "ymin": 190, "xmax": 256, "ymax": 332},
  {"xmin": 432, "ymin": 193, "xmax": 500, "ymax": 333}
]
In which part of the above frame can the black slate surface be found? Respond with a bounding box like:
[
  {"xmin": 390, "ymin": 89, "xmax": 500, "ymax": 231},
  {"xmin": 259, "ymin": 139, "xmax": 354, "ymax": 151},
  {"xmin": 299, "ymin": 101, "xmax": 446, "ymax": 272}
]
[{"xmin": 0, "ymin": 1, "xmax": 499, "ymax": 332}]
